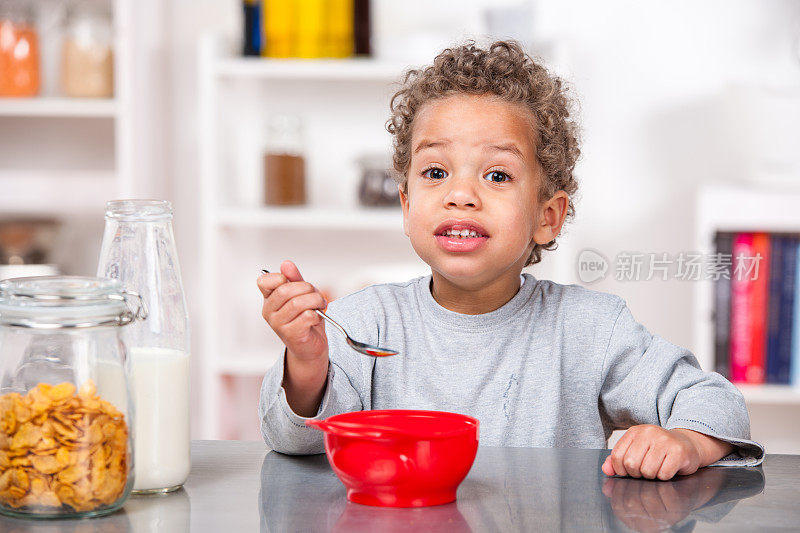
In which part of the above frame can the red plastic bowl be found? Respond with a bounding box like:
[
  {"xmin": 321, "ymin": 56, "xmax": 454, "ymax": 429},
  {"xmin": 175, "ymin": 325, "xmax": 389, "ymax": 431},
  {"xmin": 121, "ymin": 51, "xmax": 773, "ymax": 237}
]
[{"xmin": 306, "ymin": 409, "xmax": 479, "ymax": 507}]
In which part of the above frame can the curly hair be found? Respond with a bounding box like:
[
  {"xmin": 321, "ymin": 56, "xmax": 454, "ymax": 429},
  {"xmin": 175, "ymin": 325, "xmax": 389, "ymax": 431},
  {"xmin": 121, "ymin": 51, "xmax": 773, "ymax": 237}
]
[{"xmin": 386, "ymin": 40, "xmax": 580, "ymax": 266}]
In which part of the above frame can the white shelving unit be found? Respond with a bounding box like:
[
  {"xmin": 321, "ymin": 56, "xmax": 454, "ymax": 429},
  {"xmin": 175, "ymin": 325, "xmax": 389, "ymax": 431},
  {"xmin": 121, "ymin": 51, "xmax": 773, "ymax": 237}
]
[
  {"xmin": 216, "ymin": 206, "xmax": 403, "ymax": 230},
  {"xmin": 736, "ymin": 384, "xmax": 800, "ymax": 405},
  {"xmin": 215, "ymin": 57, "xmax": 407, "ymax": 81},
  {"xmin": 0, "ymin": 171, "xmax": 116, "ymax": 216},
  {"xmin": 0, "ymin": 0, "xmax": 136, "ymax": 220},
  {"xmin": 0, "ymin": 97, "xmax": 118, "ymax": 117},
  {"xmin": 198, "ymin": 36, "xmax": 424, "ymax": 439},
  {"xmin": 694, "ymin": 183, "xmax": 800, "ymax": 408}
]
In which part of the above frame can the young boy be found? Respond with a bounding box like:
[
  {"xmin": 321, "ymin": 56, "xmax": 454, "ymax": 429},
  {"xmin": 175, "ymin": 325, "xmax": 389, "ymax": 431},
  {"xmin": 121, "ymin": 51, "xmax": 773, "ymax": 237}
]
[{"xmin": 257, "ymin": 41, "xmax": 763, "ymax": 480}]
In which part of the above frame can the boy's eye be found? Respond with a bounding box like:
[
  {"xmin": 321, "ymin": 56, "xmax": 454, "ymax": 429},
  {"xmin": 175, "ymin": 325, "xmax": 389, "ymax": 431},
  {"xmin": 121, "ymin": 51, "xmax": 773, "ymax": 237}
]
[
  {"xmin": 423, "ymin": 167, "xmax": 447, "ymax": 180},
  {"xmin": 484, "ymin": 170, "xmax": 511, "ymax": 183}
]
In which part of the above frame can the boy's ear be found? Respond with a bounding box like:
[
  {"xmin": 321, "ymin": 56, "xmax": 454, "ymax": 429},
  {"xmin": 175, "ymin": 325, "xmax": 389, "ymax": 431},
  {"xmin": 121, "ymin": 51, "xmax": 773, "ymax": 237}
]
[
  {"xmin": 399, "ymin": 185, "xmax": 410, "ymax": 237},
  {"xmin": 532, "ymin": 191, "xmax": 569, "ymax": 245}
]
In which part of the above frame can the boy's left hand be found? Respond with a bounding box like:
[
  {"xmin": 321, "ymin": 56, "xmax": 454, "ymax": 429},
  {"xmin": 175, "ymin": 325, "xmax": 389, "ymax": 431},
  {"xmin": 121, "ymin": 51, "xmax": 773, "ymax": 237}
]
[{"xmin": 602, "ymin": 425, "xmax": 734, "ymax": 480}]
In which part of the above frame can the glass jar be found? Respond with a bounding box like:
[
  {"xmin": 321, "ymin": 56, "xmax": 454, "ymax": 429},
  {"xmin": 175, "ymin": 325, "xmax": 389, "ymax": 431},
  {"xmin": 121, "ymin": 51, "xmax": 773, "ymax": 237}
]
[
  {"xmin": 0, "ymin": 276, "xmax": 144, "ymax": 519},
  {"xmin": 97, "ymin": 200, "xmax": 190, "ymax": 494},
  {"xmin": 0, "ymin": 0, "xmax": 40, "ymax": 97},
  {"xmin": 357, "ymin": 154, "xmax": 400, "ymax": 207},
  {"xmin": 60, "ymin": 0, "xmax": 113, "ymax": 98},
  {"xmin": 264, "ymin": 115, "xmax": 306, "ymax": 205}
]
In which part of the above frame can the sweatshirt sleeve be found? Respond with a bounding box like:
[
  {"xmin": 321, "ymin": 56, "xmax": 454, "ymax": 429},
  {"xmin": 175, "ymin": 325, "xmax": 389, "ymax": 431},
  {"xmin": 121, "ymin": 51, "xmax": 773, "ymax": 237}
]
[
  {"xmin": 258, "ymin": 350, "xmax": 363, "ymax": 455},
  {"xmin": 598, "ymin": 300, "xmax": 764, "ymax": 466},
  {"xmin": 258, "ymin": 294, "xmax": 376, "ymax": 455}
]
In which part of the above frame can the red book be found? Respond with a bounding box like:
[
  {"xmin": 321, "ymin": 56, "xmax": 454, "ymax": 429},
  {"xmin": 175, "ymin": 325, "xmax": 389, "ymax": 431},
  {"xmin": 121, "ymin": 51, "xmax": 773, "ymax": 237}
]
[
  {"xmin": 729, "ymin": 233, "xmax": 754, "ymax": 383},
  {"xmin": 747, "ymin": 232, "xmax": 770, "ymax": 383}
]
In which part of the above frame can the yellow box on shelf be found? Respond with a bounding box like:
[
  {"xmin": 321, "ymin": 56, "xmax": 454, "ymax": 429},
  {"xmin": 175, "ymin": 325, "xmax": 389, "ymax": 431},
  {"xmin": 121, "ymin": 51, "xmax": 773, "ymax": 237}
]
[
  {"xmin": 262, "ymin": 0, "xmax": 294, "ymax": 58},
  {"xmin": 296, "ymin": 0, "xmax": 326, "ymax": 58},
  {"xmin": 261, "ymin": 0, "xmax": 355, "ymax": 59},
  {"xmin": 326, "ymin": 0, "xmax": 354, "ymax": 58}
]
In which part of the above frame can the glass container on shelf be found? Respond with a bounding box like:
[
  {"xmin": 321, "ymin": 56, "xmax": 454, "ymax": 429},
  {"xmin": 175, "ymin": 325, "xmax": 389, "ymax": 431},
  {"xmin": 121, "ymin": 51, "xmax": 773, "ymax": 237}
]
[
  {"xmin": 0, "ymin": 0, "xmax": 40, "ymax": 97},
  {"xmin": 0, "ymin": 276, "xmax": 145, "ymax": 518},
  {"xmin": 357, "ymin": 154, "xmax": 399, "ymax": 207},
  {"xmin": 264, "ymin": 115, "xmax": 306, "ymax": 206},
  {"xmin": 60, "ymin": 0, "xmax": 113, "ymax": 98},
  {"xmin": 97, "ymin": 200, "xmax": 190, "ymax": 494}
]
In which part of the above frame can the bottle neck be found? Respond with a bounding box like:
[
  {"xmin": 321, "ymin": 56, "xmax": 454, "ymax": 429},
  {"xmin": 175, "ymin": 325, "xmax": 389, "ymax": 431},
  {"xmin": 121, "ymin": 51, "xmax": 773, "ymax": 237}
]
[
  {"xmin": 104, "ymin": 200, "xmax": 173, "ymax": 222},
  {"xmin": 97, "ymin": 215, "xmax": 188, "ymax": 350},
  {"xmin": 104, "ymin": 216, "xmax": 174, "ymax": 229}
]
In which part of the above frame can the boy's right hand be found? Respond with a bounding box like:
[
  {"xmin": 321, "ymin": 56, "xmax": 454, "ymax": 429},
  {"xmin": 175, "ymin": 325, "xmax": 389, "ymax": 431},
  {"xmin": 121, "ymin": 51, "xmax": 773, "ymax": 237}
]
[{"xmin": 258, "ymin": 260, "xmax": 329, "ymax": 362}]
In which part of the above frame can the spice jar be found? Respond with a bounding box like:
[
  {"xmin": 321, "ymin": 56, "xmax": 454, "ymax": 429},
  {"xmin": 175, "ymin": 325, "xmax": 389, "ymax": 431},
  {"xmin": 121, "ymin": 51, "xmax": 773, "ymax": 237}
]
[
  {"xmin": 357, "ymin": 154, "xmax": 400, "ymax": 207},
  {"xmin": 264, "ymin": 115, "xmax": 306, "ymax": 205},
  {"xmin": 97, "ymin": 200, "xmax": 191, "ymax": 494},
  {"xmin": 0, "ymin": 1, "xmax": 40, "ymax": 97},
  {"xmin": 60, "ymin": 1, "xmax": 113, "ymax": 98},
  {"xmin": 0, "ymin": 276, "xmax": 144, "ymax": 518}
]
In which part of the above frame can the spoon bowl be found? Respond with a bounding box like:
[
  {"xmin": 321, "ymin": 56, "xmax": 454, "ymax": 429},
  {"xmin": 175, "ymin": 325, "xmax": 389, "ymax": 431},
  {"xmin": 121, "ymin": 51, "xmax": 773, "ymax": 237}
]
[{"xmin": 261, "ymin": 269, "xmax": 398, "ymax": 357}]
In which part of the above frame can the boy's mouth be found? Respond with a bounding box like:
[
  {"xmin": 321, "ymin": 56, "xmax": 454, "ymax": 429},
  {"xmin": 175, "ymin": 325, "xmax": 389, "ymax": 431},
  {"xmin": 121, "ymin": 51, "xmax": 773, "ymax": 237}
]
[
  {"xmin": 434, "ymin": 220, "xmax": 489, "ymax": 238},
  {"xmin": 433, "ymin": 220, "xmax": 490, "ymax": 253}
]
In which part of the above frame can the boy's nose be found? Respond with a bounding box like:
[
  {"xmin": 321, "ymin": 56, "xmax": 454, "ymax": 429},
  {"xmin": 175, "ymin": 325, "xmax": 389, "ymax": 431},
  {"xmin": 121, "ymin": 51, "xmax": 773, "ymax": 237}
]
[{"xmin": 442, "ymin": 178, "xmax": 480, "ymax": 209}]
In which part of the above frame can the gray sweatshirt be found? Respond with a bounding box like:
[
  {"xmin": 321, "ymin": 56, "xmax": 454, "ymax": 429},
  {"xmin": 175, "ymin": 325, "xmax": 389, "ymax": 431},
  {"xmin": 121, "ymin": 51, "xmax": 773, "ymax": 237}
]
[{"xmin": 258, "ymin": 274, "xmax": 764, "ymax": 465}]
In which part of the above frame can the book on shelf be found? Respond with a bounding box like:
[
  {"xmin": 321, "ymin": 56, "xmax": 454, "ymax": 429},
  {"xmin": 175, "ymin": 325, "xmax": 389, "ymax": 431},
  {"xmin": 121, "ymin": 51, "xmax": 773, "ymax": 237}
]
[
  {"xmin": 262, "ymin": 0, "xmax": 293, "ymax": 57},
  {"xmin": 793, "ymin": 241, "xmax": 800, "ymax": 386},
  {"xmin": 729, "ymin": 233, "xmax": 756, "ymax": 383},
  {"xmin": 748, "ymin": 232, "xmax": 770, "ymax": 383},
  {"xmin": 295, "ymin": 0, "xmax": 327, "ymax": 58},
  {"xmin": 254, "ymin": 0, "xmax": 366, "ymax": 59},
  {"xmin": 713, "ymin": 232, "xmax": 733, "ymax": 378},
  {"xmin": 767, "ymin": 236, "xmax": 796, "ymax": 384},
  {"xmin": 715, "ymin": 231, "xmax": 800, "ymax": 386},
  {"xmin": 326, "ymin": 0, "xmax": 355, "ymax": 58}
]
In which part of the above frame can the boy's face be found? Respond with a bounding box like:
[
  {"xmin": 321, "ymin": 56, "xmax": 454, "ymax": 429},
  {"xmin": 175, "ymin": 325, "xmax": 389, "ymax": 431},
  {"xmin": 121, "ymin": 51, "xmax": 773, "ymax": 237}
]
[{"xmin": 400, "ymin": 93, "xmax": 560, "ymax": 289}]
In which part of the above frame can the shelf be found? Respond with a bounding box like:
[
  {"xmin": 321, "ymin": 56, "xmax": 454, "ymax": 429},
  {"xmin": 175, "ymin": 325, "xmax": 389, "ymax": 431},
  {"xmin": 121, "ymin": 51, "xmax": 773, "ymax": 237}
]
[
  {"xmin": 737, "ymin": 384, "xmax": 800, "ymax": 405},
  {"xmin": 697, "ymin": 184, "xmax": 800, "ymax": 234},
  {"xmin": 0, "ymin": 170, "xmax": 117, "ymax": 216},
  {"xmin": 0, "ymin": 97, "xmax": 117, "ymax": 118},
  {"xmin": 216, "ymin": 206, "xmax": 404, "ymax": 231},
  {"xmin": 215, "ymin": 57, "xmax": 407, "ymax": 82}
]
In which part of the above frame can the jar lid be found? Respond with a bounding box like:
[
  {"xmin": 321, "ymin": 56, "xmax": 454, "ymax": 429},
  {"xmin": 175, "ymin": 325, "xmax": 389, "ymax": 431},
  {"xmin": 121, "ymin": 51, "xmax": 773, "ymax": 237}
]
[
  {"xmin": 65, "ymin": 0, "xmax": 112, "ymax": 19},
  {"xmin": 0, "ymin": 276, "xmax": 147, "ymax": 329},
  {"xmin": 0, "ymin": 0, "xmax": 35, "ymax": 23}
]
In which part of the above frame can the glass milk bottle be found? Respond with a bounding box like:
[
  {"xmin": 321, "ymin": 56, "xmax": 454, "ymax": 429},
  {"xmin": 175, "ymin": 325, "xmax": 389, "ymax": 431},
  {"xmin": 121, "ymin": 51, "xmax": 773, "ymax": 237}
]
[{"xmin": 97, "ymin": 200, "xmax": 190, "ymax": 493}]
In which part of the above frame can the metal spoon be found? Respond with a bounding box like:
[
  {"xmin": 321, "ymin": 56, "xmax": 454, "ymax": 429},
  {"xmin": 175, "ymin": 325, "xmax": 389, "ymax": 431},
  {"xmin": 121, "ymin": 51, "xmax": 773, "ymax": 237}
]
[{"xmin": 261, "ymin": 270, "xmax": 398, "ymax": 357}]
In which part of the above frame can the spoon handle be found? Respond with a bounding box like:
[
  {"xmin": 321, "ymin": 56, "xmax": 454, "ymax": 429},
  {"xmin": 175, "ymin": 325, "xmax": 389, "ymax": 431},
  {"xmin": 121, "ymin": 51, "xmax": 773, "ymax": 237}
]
[
  {"xmin": 260, "ymin": 269, "xmax": 347, "ymax": 338},
  {"xmin": 314, "ymin": 309, "xmax": 347, "ymax": 338}
]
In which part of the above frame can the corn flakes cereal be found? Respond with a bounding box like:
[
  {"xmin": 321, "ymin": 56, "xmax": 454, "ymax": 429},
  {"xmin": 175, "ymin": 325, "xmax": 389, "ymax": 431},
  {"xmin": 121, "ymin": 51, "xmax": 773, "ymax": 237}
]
[{"xmin": 0, "ymin": 381, "xmax": 129, "ymax": 513}]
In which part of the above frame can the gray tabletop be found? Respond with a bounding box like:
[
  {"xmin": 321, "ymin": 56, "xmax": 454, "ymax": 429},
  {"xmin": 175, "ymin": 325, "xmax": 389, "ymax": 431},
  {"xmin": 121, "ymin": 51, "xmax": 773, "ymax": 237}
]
[{"xmin": 0, "ymin": 440, "xmax": 797, "ymax": 532}]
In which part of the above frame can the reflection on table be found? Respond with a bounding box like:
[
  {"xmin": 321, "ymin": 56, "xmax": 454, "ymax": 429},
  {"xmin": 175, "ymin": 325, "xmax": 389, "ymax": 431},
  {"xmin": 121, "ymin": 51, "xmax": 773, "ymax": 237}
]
[
  {"xmin": 258, "ymin": 447, "xmax": 765, "ymax": 532},
  {"xmin": 0, "ymin": 487, "xmax": 189, "ymax": 533},
  {"xmin": 0, "ymin": 442, "xmax": 780, "ymax": 532},
  {"xmin": 602, "ymin": 466, "xmax": 764, "ymax": 532}
]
